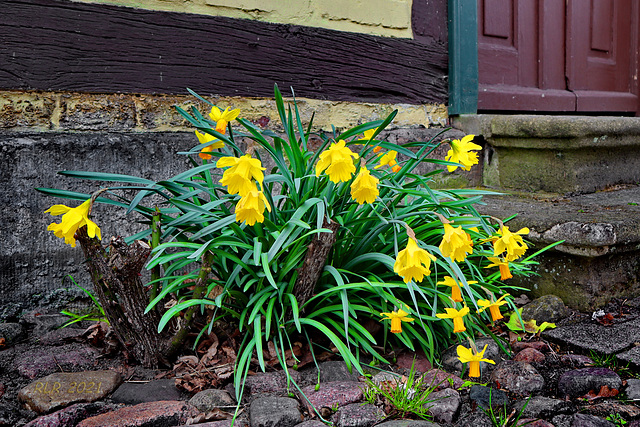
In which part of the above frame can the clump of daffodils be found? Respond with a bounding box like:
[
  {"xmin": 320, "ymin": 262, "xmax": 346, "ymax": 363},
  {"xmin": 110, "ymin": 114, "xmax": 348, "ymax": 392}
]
[{"xmin": 43, "ymin": 97, "xmax": 538, "ymax": 388}]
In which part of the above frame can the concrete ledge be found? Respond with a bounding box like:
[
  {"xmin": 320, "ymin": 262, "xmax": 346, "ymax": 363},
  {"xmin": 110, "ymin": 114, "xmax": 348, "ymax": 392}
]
[
  {"xmin": 454, "ymin": 115, "xmax": 640, "ymax": 193},
  {"xmin": 478, "ymin": 186, "xmax": 640, "ymax": 311}
]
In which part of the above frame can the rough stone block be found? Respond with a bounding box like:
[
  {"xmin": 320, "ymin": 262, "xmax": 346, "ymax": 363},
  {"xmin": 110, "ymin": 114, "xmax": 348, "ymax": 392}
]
[
  {"xmin": 58, "ymin": 93, "xmax": 136, "ymax": 131},
  {"xmin": 18, "ymin": 370, "xmax": 122, "ymax": 413},
  {"xmin": 0, "ymin": 92, "xmax": 56, "ymax": 129},
  {"xmin": 454, "ymin": 114, "xmax": 640, "ymax": 194}
]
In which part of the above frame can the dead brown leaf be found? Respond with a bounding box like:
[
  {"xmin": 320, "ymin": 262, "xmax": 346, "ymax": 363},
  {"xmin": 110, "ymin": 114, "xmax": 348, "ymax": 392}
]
[
  {"xmin": 596, "ymin": 313, "xmax": 615, "ymax": 326},
  {"xmin": 186, "ymin": 408, "xmax": 234, "ymax": 425},
  {"xmin": 582, "ymin": 385, "xmax": 619, "ymax": 401}
]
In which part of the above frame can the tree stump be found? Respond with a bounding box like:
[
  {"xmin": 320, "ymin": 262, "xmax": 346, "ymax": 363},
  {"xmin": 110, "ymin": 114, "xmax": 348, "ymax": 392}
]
[
  {"xmin": 76, "ymin": 227, "xmax": 170, "ymax": 368},
  {"xmin": 293, "ymin": 220, "xmax": 340, "ymax": 312}
]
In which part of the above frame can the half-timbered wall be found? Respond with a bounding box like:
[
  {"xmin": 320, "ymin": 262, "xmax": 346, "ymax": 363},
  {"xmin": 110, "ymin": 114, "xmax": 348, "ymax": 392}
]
[{"xmin": 0, "ymin": 0, "xmax": 453, "ymax": 309}]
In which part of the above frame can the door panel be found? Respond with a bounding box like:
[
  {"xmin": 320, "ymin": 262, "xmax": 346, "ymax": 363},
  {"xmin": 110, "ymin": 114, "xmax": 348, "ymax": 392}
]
[
  {"xmin": 478, "ymin": 0, "xmax": 575, "ymax": 111},
  {"xmin": 566, "ymin": 0, "xmax": 637, "ymax": 111},
  {"xmin": 478, "ymin": 0, "xmax": 639, "ymax": 113}
]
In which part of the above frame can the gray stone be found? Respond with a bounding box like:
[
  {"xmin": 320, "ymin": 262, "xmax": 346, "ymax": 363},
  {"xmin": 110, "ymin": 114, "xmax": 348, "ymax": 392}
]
[
  {"xmin": 512, "ymin": 396, "xmax": 571, "ymax": 419},
  {"xmin": 489, "ymin": 360, "xmax": 545, "ymax": 395},
  {"xmin": 14, "ymin": 343, "xmax": 98, "ymax": 379},
  {"xmin": 332, "ymin": 403, "xmax": 385, "ymax": 427},
  {"xmin": 570, "ymin": 414, "xmax": 615, "ymax": 427},
  {"xmin": 468, "ymin": 385, "xmax": 508, "ymax": 409},
  {"xmin": 23, "ymin": 402, "xmax": 120, "ymax": 427},
  {"xmin": 305, "ymin": 361, "xmax": 362, "ymax": 384},
  {"xmin": 473, "ymin": 185, "xmax": 640, "ymax": 311},
  {"xmin": 246, "ymin": 369, "xmax": 301, "ymax": 395},
  {"xmin": 454, "ymin": 114, "xmax": 640, "ymax": 193},
  {"xmin": 395, "ymin": 351, "xmax": 432, "ymax": 373},
  {"xmin": 455, "ymin": 410, "xmax": 494, "ymax": 427},
  {"xmin": 249, "ymin": 396, "xmax": 303, "ymax": 427},
  {"xmin": 110, "ymin": 379, "xmax": 181, "ymax": 405},
  {"xmin": 441, "ymin": 337, "xmax": 504, "ymax": 375},
  {"xmin": 420, "ymin": 368, "xmax": 464, "ymax": 390},
  {"xmin": 583, "ymin": 401, "xmax": 640, "ymax": 419},
  {"xmin": 521, "ymin": 295, "xmax": 570, "ymax": 323},
  {"xmin": 77, "ymin": 400, "xmax": 198, "ymax": 427},
  {"xmin": 189, "ymin": 388, "xmax": 236, "ymax": 412},
  {"xmin": 543, "ymin": 318, "xmax": 640, "ymax": 355},
  {"xmin": 513, "ymin": 347, "xmax": 546, "ymax": 363},
  {"xmin": 518, "ymin": 420, "xmax": 555, "ymax": 427},
  {"xmin": 294, "ymin": 421, "xmax": 328, "ymax": 427},
  {"xmin": 176, "ymin": 418, "xmax": 249, "ymax": 427},
  {"xmin": 425, "ymin": 387, "xmax": 460, "ymax": 424},
  {"xmin": 614, "ymin": 345, "xmax": 640, "ymax": 368},
  {"xmin": 560, "ymin": 354, "xmax": 594, "ymax": 367},
  {"xmin": 38, "ymin": 327, "xmax": 85, "ymax": 345},
  {"xmin": 552, "ymin": 414, "xmax": 574, "ymax": 427},
  {"xmin": 299, "ymin": 381, "xmax": 364, "ymax": 413},
  {"xmin": 0, "ymin": 322, "xmax": 24, "ymax": 344},
  {"xmin": 375, "ymin": 421, "xmax": 439, "ymax": 427},
  {"xmin": 625, "ymin": 378, "xmax": 640, "ymax": 400},
  {"xmin": 1, "ymin": 131, "xmax": 195, "ymax": 310},
  {"xmin": 557, "ymin": 368, "xmax": 622, "ymax": 398},
  {"xmin": 512, "ymin": 340, "xmax": 549, "ymax": 353},
  {"xmin": 18, "ymin": 370, "xmax": 122, "ymax": 413},
  {"xmin": 23, "ymin": 312, "xmax": 70, "ymax": 336},
  {"xmin": 370, "ymin": 371, "xmax": 402, "ymax": 388},
  {"xmin": 0, "ymin": 302, "xmax": 23, "ymax": 322}
]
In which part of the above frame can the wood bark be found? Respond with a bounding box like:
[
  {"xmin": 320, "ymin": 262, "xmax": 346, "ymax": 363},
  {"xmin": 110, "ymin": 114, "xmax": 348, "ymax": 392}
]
[
  {"xmin": 293, "ymin": 220, "xmax": 340, "ymax": 312},
  {"xmin": 0, "ymin": 0, "xmax": 447, "ymax": 104},
  {"xmin": 76, "ymin": 227, "xmax": 169, "ymax": 368}
]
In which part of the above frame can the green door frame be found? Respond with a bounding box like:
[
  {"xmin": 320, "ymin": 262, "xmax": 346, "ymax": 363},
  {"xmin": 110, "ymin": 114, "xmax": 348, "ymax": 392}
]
[{"xmin": 448, "ymin": 0, "xmax": 478, "ymax": 115}]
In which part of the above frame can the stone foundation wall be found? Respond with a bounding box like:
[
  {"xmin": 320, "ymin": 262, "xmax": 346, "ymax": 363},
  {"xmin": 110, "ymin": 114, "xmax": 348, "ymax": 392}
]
[{"xmin": 1, "ymin": 90, "xmax": 470, "ymax": 313}]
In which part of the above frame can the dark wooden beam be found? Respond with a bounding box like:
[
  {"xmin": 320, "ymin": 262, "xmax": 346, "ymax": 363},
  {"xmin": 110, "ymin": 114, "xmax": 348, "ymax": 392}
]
[{"xmin": 0, "ymin": 0, "xmax": 448, "ymax": 104}]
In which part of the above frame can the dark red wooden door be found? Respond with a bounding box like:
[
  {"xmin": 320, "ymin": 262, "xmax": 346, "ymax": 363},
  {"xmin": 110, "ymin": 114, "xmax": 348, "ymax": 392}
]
[{"xmin": 478, "ymin": 0, "xmax": 639, "ymax": 114}]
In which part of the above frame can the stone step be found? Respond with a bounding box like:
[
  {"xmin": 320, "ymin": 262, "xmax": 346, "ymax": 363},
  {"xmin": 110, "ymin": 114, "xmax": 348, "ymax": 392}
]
[
  {"xmin": 477, "ymin": 185, "xmax": 640, "ymax": 311},
  {"xmin": 454, "ymin": 114, "xmax": 640, "ymax": 194}
]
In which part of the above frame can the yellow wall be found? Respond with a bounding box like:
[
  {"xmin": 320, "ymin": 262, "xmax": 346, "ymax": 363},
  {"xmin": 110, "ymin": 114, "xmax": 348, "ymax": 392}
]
[{"xmin": 69, "ymin": 0, "xmax": 414, "ymax": 38}]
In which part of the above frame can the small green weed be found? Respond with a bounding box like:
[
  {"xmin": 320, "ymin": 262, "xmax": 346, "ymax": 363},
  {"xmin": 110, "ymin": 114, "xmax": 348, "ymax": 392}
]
[
  {"xmin": 589, "ymin": 351, "xmax": 638, "ymax": 379},
  {"xmin": 363, "ymin": 362, "xmax": 439, "ymax": 420},
  {"xmin": 60, "ymin": 275, "xmax": 108, "ymax": 327},
  {"xmin": 606, "ymin": 413, "xmax": 627, "ymax": 427},
  {"xmin": 482, "ymin": 390, "xmax": 531, "ymax": 427}
]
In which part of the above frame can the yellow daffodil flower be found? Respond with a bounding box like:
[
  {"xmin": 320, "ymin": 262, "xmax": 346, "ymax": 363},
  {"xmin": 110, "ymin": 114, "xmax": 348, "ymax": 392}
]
[
  {"xmin": 490, "ymin": 226, "xmax": 529, "ymax": 262},
  {"xmin": 234, "ymin": 183, "xmax": 271, "ymax": 226},
  {"xmin": 356, "ymin": 128, "xmax": 382, "ymax": 152},
  {"xmin": 380, "ymin": 308, "xmax": 414, "ymax": 334},
  {"xmin": 436, "ymin": 306, "xmax": 470, "ymax": 333},
  {"xmin": 439, "ymin": 223, "xmax": 473, "ymax": 262},
  {"xmin": 45, "ymin": 199, "xmax": 101, "ymax": 247},
  {"xmin": 217, "ymin": 154, "xmax": 266, "ymax": 196},
  {"xmin": 350, "ymin": 166, "xmax": 379, "ymax": 204},
  {"xmin": 195, "ymin": 130, "xmax": 224, "ymax": 160},
  {"xmin": 445, "ymin": 135, "xmax": 482, "ymax": 172},
  {"xmin": 485, "ymin": 257, "xmax": 513, "ymax": 280},
  {"xmin": 437, "ymin": 276, "xmax": 477, "ymax": 303},
  {"xmin": 477, "ymin": 294, "xmax": 509, "ymax": 322},
  {"xmin": 375, "ymin": 150, "xmax": 398, "ymax": 170},
  {"xmin": 315, "ymin": 140, "xmax": 359, "ymax": 183},
  {"xmin": 394, "ymin": 238, "xmax": 437, "ymax": 284},
  {"xmin": 358, "ymin": 128, "xmax": 377, "ymax": 141},
  {"xmin": 457, "ymin": 344, "xmax": 495, "ymax": 377},
  {"xmin": 209, "ymin": 106, "xmax": 240, "ymax": 134}
]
